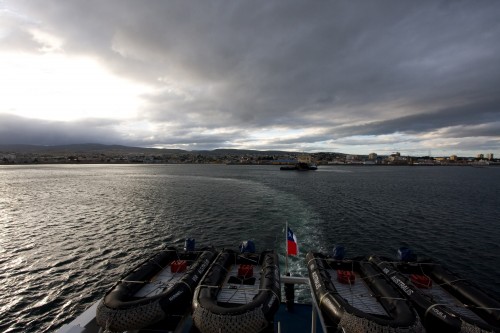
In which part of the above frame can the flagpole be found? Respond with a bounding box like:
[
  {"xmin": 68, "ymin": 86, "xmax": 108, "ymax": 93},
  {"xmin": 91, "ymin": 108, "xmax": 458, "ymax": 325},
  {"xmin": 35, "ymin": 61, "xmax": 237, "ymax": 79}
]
[
  {"xmin": 285, "ymin": 220, "xmax": 289, "ymax": 274},
  {"xmin": 284, "ymin": 221, "xmax": 294, "ymax": 311}
]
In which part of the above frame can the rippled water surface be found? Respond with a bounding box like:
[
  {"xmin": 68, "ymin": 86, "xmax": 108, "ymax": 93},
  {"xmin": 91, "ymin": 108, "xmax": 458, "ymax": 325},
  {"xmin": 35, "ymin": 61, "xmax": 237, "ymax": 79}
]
[{"xmin": 0, "ymin": 164, "xmax": 499, "ymax": 332}]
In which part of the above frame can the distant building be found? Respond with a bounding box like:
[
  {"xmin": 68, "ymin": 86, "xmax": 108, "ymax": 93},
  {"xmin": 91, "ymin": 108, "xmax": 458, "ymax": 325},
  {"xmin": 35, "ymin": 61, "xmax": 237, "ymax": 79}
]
[
  {"xmin": 387, "ymin": 152, "xmax": 407, "ymax": 164},
  {"xmin": 477, "ymin": 154, "xmax": 484, "ymax": 159},
  {"xmin": 450, "ymin": 155, "xmax": 457, "ymax": 161},
  {"xmin": 368, "ymin": 153, "xmax": 378, "ymax": 160},
  {"xmin": 486, "ymin": 153, "xmax": 494, "ymax": 160},
  {"xmin": 298, "ymin": 154, "xmax": 312, "ymax": 163},
  {"xmin": 1, "ymin": 154, "xmax": 16, "ymax": 162}
]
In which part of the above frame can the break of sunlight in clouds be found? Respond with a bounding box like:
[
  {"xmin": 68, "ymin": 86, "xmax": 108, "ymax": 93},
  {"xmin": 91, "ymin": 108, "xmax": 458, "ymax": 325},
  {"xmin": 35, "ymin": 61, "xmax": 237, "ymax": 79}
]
[{"xmin": 0, "ymin": 52, "xmax": 150, "ymax": 122}]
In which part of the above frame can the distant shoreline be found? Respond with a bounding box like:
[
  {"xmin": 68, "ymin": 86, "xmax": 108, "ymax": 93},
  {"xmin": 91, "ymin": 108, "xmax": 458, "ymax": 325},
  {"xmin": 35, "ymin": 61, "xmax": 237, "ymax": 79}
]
[
  {"xmin": 1, "ymin": 161, "xmax": 497, "ymax": 167},
  {"xmin": 1, "ymin": 143, "xmax": 496, "ymax": 166}
]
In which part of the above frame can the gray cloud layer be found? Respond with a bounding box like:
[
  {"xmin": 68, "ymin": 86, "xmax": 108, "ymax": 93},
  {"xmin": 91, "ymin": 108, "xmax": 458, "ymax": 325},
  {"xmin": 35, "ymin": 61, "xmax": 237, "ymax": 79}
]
[{"xmin": 2, "ymin": 1, "xmax": 500, "ymax": 154}]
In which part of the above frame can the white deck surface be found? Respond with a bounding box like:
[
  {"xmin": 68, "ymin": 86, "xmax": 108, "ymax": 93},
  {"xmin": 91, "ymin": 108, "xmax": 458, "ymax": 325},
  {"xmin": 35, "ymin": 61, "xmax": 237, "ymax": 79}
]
[
  {"xmin": 217, "ymin": 265, "xmax": 261, "ymax": 304},
  {"xmin": 422, "ymin": 282, "xmax": 486, "ymax": 323},
  {"xmin": 327, "ymin": 269, "xmax": 387, "ymax": 316},
  {"xmin": 132, "ymin": 265, "xmax": 184, "ymax": 297}
]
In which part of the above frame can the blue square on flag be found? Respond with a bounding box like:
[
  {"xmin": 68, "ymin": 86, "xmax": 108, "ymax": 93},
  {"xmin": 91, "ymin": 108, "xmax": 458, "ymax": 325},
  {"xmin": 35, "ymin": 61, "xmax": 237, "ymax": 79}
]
[{"xmin": 287, "ymin": 227, "xmax": 298, "ymax": 256}]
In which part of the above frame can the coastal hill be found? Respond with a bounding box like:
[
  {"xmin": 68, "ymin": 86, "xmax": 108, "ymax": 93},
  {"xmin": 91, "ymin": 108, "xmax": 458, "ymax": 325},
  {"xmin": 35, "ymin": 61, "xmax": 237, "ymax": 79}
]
[
  {"xmin": 0, "ymin": 144, "xmax": 494, "ymax": 166},
  {"xmin": 0, "ymin": 143, "xmax": 185, "ymax": 155},
  {"xmin": 0, "ymin": 143, "xmax": 312, "ymax": 164},
  {"xmin": 0, "ymin": 144, "xmax": 300, "ymax": 157}
]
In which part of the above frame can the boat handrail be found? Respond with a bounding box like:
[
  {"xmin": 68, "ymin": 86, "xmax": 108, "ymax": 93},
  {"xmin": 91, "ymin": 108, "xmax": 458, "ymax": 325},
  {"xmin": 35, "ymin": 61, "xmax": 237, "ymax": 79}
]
[
  {"xmin": 280, "ymin": 275, "xmax": 326, "ymax": 333},
  {"xmin": 281, "ymin": 275, "xmax": 309, "ymax": 285}
]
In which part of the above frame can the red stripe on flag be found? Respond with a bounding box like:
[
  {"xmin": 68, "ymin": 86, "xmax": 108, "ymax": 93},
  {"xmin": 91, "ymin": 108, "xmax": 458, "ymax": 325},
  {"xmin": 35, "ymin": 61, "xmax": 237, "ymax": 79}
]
[{"xmin": 287, "ymin": 240, "xmax": 298, "ymax": 256}]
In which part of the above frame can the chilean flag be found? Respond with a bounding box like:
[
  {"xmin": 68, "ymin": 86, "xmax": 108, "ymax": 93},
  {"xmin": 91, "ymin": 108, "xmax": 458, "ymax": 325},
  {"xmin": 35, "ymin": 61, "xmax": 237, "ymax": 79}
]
[{"xmin": 287, "ymin": 227, "xmax": 298, "ymax": 256}]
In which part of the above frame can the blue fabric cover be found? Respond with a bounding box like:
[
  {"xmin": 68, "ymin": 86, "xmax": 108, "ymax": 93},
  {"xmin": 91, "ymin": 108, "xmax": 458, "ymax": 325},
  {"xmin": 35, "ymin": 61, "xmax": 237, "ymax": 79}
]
[
  {"xmin": 184, "ymin": 238, "xmax": 196, "ymax": 251},
  {"xmin": 398, "ymin": 247, "xmax": 417, "ymax": 262},
  {"xmin": 332, "ymin": 245, "xmax": 345, "ymax": 260},
  {"xmin": 239, "ymin": 240, "xmax": 256, "ymax": 253}
]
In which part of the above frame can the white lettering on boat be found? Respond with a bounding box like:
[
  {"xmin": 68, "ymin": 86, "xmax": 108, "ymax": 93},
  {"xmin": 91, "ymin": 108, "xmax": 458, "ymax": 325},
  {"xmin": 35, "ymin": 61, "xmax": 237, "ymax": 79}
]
[
  {"xmin": 192, "ymin": 258, "xmax": 211, "ymax": 283},
  {"xmin": 312, "ymin": 271, "xmax": 321, "ymax": 290},
  {"xmin": 169, "ymin": 290, "xmax": 183, "ymax": 301},
  {"xmin": 432, "ymin": 307, "xmax": 447, "ymax": 319},
  {"xmin": 390, "ymin": 276, "xmax": 414, "ymax": 296},
  {"xmin": 323, "ymin": 297, "xmax": 334, "ymax": 310}
]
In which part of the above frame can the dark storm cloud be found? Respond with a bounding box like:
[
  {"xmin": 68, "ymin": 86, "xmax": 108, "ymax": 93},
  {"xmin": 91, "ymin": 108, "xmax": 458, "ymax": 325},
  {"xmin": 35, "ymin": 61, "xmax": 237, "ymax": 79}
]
[
  {"xmin": 2, "ymin": 0, "xmax": 500, "ymax": 153},
  {"xmin": 333, "ymin": 98, "xmax": 500, "ymax": 138},
  {"xmin": 0, "ymin": 114, "xmax": 123, "ymax": 145},
  {"xmin": 134, "ymin": 126, "xmax": 244, "ymax": 150}
]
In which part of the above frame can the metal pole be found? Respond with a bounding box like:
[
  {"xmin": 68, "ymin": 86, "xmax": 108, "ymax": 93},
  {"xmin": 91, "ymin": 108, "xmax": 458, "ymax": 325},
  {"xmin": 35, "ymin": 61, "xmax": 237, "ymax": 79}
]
[{"xmin": 311, "ymin": 304, "xmax": 317, "ymax": 333}]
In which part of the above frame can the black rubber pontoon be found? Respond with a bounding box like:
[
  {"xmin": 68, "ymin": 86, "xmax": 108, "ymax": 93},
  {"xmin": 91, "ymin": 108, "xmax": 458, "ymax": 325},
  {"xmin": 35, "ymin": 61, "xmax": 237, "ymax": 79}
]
[
  {"xmin": 306, "ymin": 252, "xmax": 422, "ymax": 333},
  {"xmin": 192, "ymin": 249, "xmax": 281, "ymax": 333},
  {"xmin": 96, "ymin": 246, "xmax": 216, "ymax": 332},
  {"xmin": 370, "ymin": 255, "xmax": 500, "ymax": 333}
]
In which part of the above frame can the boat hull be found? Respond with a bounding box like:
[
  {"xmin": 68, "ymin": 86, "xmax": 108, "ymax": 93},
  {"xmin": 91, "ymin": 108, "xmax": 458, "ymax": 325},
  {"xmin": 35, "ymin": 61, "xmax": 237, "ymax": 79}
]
[
  {"xmin": 280, "ymin": 162, "xmax": 317, "ymax": 171},
  {"xmin": 370, "ymin": 255, "xmax": 500, "ymax": 333},
  {"xmin": 306, "ymin": 252, "xmax": 422, "ymax": 332},
  {"xmin": 96, "ymin": 247, "xmax": 215, "ymax": 332},
  {"xmin": 192, "ymin": 249, "xmax": 281, "ymax": 333}
]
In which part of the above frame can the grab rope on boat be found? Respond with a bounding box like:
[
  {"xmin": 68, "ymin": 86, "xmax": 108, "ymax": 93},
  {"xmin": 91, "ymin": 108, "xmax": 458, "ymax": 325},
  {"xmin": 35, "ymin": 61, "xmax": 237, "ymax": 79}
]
[
  {"xmin": 307, "ymin": 256, "xmax": 407, "ymax": 303},
  {"xmin": 119, "ymin": 279, "xmax": 150, "ymax": 284},
  {"xmin": 463, "ymin": 305, "xmax": 500, "ymax": 310}
]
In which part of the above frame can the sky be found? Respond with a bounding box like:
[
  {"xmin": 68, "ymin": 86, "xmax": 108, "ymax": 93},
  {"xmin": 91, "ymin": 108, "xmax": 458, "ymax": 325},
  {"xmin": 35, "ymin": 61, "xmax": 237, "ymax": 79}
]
[{"xmin": 1, "ymin": 1, "xmax": 500, "ymax": 156}]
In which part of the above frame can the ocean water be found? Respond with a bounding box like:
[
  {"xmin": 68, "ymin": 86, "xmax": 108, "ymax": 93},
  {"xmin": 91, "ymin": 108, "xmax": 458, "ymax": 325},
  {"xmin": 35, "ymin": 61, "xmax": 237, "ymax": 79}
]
[{"xmin": 0, "ymin": 164, "xmax": 499, "ymax": 332}]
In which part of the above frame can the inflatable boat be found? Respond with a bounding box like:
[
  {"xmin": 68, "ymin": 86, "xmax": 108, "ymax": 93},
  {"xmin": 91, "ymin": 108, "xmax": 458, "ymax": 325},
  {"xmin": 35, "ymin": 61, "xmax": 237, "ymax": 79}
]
[
  {"xmin": 370, "ymin": 249, "xmax": 500, "ymax": 333},
  {"xmin": 306, "ymin": 248, "xmax": 422, "ymax": 332},
  {"xmin": 192, "ymin": 242, "xmax": 281, "ymax": 333},
  {"xmin": 96, "ymin": 244, "xmax": 216, "ymax": 332}
]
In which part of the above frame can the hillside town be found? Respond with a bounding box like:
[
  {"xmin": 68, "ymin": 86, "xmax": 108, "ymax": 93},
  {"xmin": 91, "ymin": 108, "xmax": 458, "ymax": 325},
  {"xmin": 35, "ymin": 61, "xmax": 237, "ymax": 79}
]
[{"xmin": 0, "ymin": 145, "xmax": 497, "ymax": 166}]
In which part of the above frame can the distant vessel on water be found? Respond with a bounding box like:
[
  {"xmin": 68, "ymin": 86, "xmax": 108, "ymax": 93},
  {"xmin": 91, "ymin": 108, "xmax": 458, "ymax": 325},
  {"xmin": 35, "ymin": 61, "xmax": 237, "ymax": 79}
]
[{"xmin": 280, "ymin": 155, "xmax": 318, "ymax": 171}]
